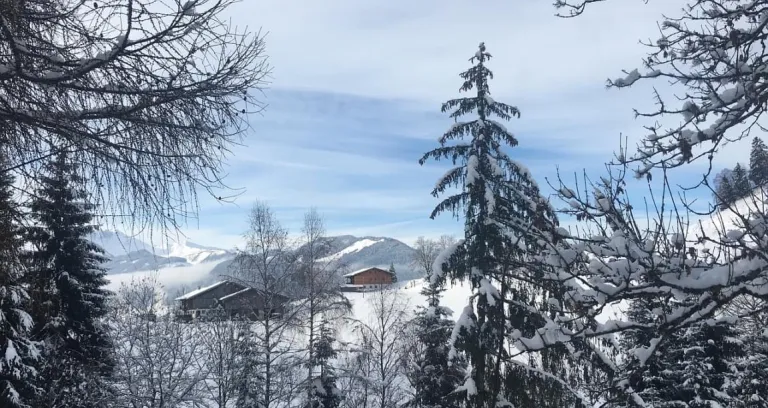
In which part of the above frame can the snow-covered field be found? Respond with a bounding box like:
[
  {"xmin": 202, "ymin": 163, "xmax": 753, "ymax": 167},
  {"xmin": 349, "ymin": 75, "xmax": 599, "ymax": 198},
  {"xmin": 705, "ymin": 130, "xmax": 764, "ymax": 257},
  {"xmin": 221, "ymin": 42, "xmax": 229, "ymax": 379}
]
[{"xmin": 344, "ymin": 279, "xmax": 472, "ymax": 321}]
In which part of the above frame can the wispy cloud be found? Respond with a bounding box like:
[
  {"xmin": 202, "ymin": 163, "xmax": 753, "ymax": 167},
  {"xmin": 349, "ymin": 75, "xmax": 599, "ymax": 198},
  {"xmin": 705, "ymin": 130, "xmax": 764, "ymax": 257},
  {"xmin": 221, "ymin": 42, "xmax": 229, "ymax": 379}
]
[{"xmin": 156, "ymin": 0, "xmax": 742, "ymax": 249}]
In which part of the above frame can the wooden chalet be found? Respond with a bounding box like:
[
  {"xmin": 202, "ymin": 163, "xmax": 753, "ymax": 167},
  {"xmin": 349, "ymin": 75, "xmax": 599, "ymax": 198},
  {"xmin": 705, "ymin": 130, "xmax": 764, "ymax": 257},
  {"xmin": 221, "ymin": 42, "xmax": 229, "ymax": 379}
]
[
  {"xmin": 174, "ymin": 280, "xmax": 289, "ymax": 322},
  {"xmin": 341, "ymin": 267, "xmax": 397, "ymax": 292}
]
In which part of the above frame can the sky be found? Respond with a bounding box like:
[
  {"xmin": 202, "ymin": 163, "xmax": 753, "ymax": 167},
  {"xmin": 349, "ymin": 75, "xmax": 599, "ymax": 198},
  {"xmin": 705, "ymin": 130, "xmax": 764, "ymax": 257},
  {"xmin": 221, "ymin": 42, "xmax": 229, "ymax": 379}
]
[{"xmin": 153, "ymin": 0, "xmax": 752, "ymax": 250}]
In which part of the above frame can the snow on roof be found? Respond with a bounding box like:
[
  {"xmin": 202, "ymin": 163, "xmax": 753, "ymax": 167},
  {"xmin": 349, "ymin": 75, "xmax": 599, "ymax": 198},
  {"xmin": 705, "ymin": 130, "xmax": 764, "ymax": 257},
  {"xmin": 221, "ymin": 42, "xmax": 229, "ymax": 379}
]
[
  {"xmin": 342, "ymin": 266, "xmax": 394, "ymax": 278},
  {"xmin": 174, "ymin": 280, "xmax": 229, "ymax": 301},
  {"xmin": 218, "ymin": 287, "xmax": 252, "ymax": 302}
]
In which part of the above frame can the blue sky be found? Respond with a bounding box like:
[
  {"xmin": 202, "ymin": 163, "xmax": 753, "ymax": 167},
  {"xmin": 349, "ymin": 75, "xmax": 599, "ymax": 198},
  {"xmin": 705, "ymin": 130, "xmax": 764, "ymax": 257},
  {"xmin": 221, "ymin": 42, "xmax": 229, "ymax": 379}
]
[{"xmin": 163, "ymin": 0, "xmax": 752, "ymax": 249}]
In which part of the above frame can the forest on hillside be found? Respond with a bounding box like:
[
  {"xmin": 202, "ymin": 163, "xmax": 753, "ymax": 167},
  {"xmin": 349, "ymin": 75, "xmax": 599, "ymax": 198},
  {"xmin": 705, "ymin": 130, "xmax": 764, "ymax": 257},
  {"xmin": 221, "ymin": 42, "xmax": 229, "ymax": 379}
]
[{"xmin": 1, "ymin": 1, "xmax": 768, "ymax": 408}]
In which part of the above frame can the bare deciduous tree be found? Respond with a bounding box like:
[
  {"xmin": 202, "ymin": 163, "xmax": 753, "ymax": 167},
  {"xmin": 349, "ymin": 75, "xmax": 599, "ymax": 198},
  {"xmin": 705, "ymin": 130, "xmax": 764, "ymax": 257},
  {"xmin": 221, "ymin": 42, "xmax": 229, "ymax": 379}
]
[
  {"xmin": 228, "ymin": 201, "xmax": 303, "ymax": 408},
  {"xmin": 411, "ymin": 236, "xmax": 440, "ymax": 278},
  {"xmin": 297, "ymin": 208, "xmax": 351, "ymax": 406},
  {"xmin": 110, "ymin": 276, "xmax": 208, "ymax": 408},
  {"xmin": 0, "ymin": 0, "xmax": 270, "ymax": 230},
  {"xmin": 349, "ymin": 288, "xmax": 410, "ymax": 408},
  {"xmin": 199, "ymin": 308, "xmax": 247, "ymax": 408}
]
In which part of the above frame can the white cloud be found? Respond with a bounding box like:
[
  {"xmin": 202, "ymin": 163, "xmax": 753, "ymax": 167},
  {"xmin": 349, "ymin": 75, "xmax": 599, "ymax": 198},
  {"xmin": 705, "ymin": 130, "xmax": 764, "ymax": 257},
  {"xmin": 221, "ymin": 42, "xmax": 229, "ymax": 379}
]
[
  {"xmin": 159, "ymin": 0, "xmax": 751, "ymax": 249},
  {"xmin": 226, "ymin": 0, "xmax": 685, "ymax": 102}
]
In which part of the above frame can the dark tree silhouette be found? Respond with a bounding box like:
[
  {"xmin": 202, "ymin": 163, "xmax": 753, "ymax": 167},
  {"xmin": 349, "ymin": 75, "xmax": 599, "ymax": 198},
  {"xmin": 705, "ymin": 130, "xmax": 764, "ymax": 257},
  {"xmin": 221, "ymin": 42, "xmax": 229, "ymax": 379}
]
[{"xmin": 0, "ymin": 0, "xmax": 269, "ymax": 230}]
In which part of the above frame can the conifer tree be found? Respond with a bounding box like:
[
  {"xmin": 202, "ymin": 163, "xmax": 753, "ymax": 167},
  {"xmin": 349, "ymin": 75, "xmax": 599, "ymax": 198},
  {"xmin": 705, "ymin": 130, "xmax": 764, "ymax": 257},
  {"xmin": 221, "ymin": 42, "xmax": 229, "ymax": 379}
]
[
  {"xmin": 0, "ymin": 155, "xmax": 40, "ymax": 408},
  {"xmin": 732, "ymin": 163, "xmax": 752, "ymax": 200},
  {"xmin": 388, "ymin": 262, "xmax": 398, "ymax": 282},
  {"xmin": 730, "ymin": 328, "xmax": 768, "ymax": 407},
  {"xmin": 750, "ymin": 137, "xmax": 768, "ymax": 189},
  {"xmin": 307, "ymin": 321, "xmax": 342, "ymax": 408},
  {"xmin": 615, "ymin": 298, "xmax": 743, "ymax": 408},
  {"xmin": 419, "ymin": 42, "xmax": 558, "ymax": 408},
  {"xmin": 24, "ymin": 153, "xmax": 114, "ymax": 408},
  {"xmin": 715, "ymin": 176, "xmax": 736, "ymax": 207},
  {"xmin": 406, "ymin": 281, "xmax": 465, "ymax": 408}
]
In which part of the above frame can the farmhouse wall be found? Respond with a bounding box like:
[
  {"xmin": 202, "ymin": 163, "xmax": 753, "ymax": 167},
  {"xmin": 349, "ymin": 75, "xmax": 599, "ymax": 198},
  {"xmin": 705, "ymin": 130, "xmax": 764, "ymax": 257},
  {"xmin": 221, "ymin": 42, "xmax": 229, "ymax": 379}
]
[{"xmin": 351, "ymin": 268, "xmax": 393, "ymax": 285}]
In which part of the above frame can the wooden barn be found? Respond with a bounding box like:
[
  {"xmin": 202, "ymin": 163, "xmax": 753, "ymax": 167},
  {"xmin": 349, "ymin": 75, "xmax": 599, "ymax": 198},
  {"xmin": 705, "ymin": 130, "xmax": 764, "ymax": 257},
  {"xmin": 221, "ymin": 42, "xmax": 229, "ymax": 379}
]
[
  {"xmin": 174, "ymin": 280, "xmax": 289, "ymax": 321},
  {"xmin": 341, "ymin": 267, "xmax": 397, "ymax": 292}
]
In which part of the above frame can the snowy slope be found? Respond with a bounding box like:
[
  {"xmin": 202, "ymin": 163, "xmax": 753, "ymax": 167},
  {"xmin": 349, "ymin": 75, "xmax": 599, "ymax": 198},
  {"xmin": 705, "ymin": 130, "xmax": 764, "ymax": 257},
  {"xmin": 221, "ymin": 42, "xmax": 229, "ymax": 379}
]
[
  {"xmin": 691, "ymin": 192, "xmax": 767, "ymax": 252},
  {"xmin": 103, "ymin": 250, "xmax": 190, "ymax": 274},
  {"xmin": 169, "ymin": 240, "xmax": 231, "ymax": 264},
  {"xmin": 312, "ymin": 235, "xmax": 419, "ymax": 280},
  {"xmin": 318, "ymin": 238, "xmax": 382, "ymax": 262},
  {"xmin": 92, "ymin": 231, "xmax": 235, "ymax": 275},
  {"xmin": 89, "ymin": 230, "xmax": 158, "ymax": 258}
]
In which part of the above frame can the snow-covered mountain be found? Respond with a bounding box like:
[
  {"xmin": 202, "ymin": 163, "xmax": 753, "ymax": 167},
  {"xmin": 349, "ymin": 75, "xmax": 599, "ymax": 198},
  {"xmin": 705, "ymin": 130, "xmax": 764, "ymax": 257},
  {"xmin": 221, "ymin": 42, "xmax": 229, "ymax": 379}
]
[
  {"xmin": 91, "ymin": 231, "xmax": 235, "ymax": 275},
  {"xmin": 300, "ymin": 235, "xmax": 419, "ymax": 280},
  {"xmin": 101, "ymin": 233, "xmax": 419, "ymax": 293},
  {"xmin": 169, "ymin": 240, "xmax": 231, "ymax": 264},
  {"xmin": 88, "ymin": 230, "xmax": 158, "ymax": 258}
]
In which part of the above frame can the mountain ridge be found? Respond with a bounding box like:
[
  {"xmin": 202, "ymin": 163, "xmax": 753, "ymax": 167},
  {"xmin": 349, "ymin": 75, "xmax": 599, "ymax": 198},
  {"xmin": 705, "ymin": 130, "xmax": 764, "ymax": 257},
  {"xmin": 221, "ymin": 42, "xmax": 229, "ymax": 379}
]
[
  {"xmin": 97, "ymin": 232, "xmax": 421, "ymax": 282},
  {"xmin": 90, "ymin": 231, "xmax": 236, "ymax": 275}
]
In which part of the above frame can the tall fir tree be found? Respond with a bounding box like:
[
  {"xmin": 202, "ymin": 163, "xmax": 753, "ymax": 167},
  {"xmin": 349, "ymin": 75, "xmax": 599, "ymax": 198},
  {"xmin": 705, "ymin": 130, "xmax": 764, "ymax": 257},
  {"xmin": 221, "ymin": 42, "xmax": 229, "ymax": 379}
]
[
  {"xmin": 731, "ymin": 163, "xmax": 752, "ymax": 200},
  {"xmin": 419, "ymin": 42, "xmax": 559, "ymax": 408},
  {"xmin": 749, "ymin": 137, "xmax": 768, "ymax": 188},
  {"xmin": 24, "ymin": 153, "xmax": 114, "ymax": 408},
  {"xmin": 0, "ymin": 156, "xmax": 40, "ymax": 408},
  {"xmin": 307, "ymin": 320, "xmax": 342, "ymax": 408},
  {"xmin": 406, "ymin": 281, "xmax": 465, "ymax": 408}
]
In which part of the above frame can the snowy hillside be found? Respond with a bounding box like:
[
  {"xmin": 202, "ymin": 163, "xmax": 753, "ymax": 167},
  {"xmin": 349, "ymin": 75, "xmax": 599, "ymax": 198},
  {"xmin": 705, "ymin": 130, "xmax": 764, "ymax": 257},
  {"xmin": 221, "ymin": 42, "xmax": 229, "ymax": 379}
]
[
  {"xmin": 103, "ymin": 250, "xmax": 190, "ymax": 274},
  {"xmin": 314, "ymin": 235, "xmax": 419, "ymax": 280},
  {"xmin": 347, "ymin": 279, "xmax": 472, "ymax": 321},
  {"xmin": 88, "ymin": 230, "xmax": 158, "ymax": 258},
  {"xmin": 692, "ymin": 192, "xmax": 767, "ymax": 252},
  {"xmin": 169, "ymin": 240, "xmax": 231, "ymax": 264},
  {"xmin": 101, "ymin": 233, "xmax": 419, "ymax": 296},
  {"xmin": 92, "ymin": 231, "xmax": 236, "ymax": 275}
]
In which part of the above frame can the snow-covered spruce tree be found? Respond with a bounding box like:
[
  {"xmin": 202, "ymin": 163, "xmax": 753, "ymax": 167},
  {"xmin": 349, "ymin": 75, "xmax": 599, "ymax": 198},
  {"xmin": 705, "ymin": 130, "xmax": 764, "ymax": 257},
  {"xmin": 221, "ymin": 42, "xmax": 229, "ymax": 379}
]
[
  {"xmin": 715, "ymin": 172, "xmax": 736, "ymax": 208},
  {"xmin": 24, "ymin": 153, "xmax": 113, "ymax": 408},
  {"xmin": 750, "ymin": 137, "xmax": 768, "ymax": 189},
  {"xmin": 0, "ymin": 0, "xmax": 269, "ymax": 230},
  {"xmin": 419, "ymin": 42, "xmax": 563, "ymax": 408},
  {"xmin": 615, "ymin": 298, "xmax": 743, "ymax": 408},
  {"xmin": 405, "ymin": 280, "xmax": 465, "ymax": 408},
  {"xmin": 730, "ymin": 327, "xmax": 768, "ymax": 407},
  {"xmin": 610, "ymin": 297, "xmax": 739, "ymax": 407},
  {"xmin": 0, "ymin": 154, "xmax": 39, "ymax": 408},
  {"xmin": 307, "ymin": 321, "xmax": 343, "ymax": 408},
  {"xmin": 731, "ymin": 163, "xmax": 751, "ymax": 200}
]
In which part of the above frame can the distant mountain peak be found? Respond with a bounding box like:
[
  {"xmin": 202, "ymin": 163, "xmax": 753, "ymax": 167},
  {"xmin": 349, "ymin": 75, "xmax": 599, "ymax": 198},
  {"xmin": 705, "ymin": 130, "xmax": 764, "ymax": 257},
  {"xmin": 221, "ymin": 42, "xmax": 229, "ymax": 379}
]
[
  {"xmin": 308, "ymin": 235, "xmax": 420, "ymax": 280},
  {"xmin": 169, "ymin": 239, "xmax": 230, "ymax": 264},
  {"xmin": 88, "ymin": 230, "xmax": 157, "ymax": 258}
]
